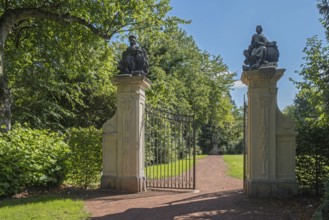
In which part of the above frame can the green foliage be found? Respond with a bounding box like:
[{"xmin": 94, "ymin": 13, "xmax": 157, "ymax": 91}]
[
  {"xmin": 65, "ymin": 127, "xmax": 102, "ymax": 189},
  {"xmin": 318, "ymin": 0, "xmax": 329, "ymax": 40},
  {"xmin": 198, "ymin": 105, "xmax": 243, "ymax": 154},
  {"xmin": 136, "ymin": 27, "xmax": 237, "ymax": 154},
  {"xmin": 296, "ymin": 155, "xmax": 329, "ymax": 194},
  {"xmin": 0, "ymin": 195, "xmax": 90, "ymax": 220},
  {"xmin": 198, "ymin": 123, "xmax": 217, "ymax": 154},
  {"xmin": 6, "ymin": 20, "xmax": 117, "ymax": 131},
  {"xmin": 145, "ymin": 155, "xmax": 206, "ymax": 179},
  {"xmin": 323, "ymin": 180, "xmax": 329, "ymax": 219},
  {"xmin": 292, "ymin": 36, "xmax": 329, "ymax": 126},
  {"xmin": 145, "ymin": 105, "xmax": 196, "ymax": 166},
  {"xmin": 145, "ymin": 157, "xmax": 194, "ymax": 179},
  {"xmin": 223, "ymin": 154, "xmax": 243, "ymax": 179},
  {"xmin": 194, "ymin": 146, "xmax": 203, "ymax": 155},
  {"xmin": 0, "ymin": 125, "xmax": 70, "ymax": 197},
  {"xmin": 291, "ymin": 90, "xmax": 329, "ymax": 194},
  {"xmin": 289, "ymin": 35, "xmax": 329, "ymax": 194},
  {"xmin": 1, "ymin": 0, "xmax": 181, "ymax": 131},
  {"xmin": 225, "ymin": 139, "xmax": 243, "ymax": 154},
  {"xmin": 0, "ymin": 0, "xmax": 176, "ymax": 39}
]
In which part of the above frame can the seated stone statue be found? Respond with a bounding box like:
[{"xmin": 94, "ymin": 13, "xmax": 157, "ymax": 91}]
[
  {"xmin": 243, "ymin": 25, "xmax": 279, "ymax": 71},
  {"xmin": 118, "ymin": 35, "xmax": 149, "ymax": 75}
]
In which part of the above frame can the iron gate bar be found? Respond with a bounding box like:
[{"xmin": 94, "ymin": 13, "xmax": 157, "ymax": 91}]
[
  {"xmin": 145, "ymin": 105, "xmax": 195, "ymax": 189},
  {"xmin": 243, "ymin": 94, "xmax": 248, "ymax": 192},
  {"xmin": 243, "ymin": 95, "xmax": 246, "ymax": 191}
]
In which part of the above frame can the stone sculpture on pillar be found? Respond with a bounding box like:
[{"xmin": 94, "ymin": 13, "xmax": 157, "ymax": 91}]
[
  {"xmin": 118, "ymin": 35, "xmax": 149, "ymax": 76},
  {"xmin": 241, "ymin": 26, "xmax": 298, "ymax": 197},
  {"xmin": 101, "ymin": 35, "xmax": 151, "ymax": 193},
  {"xmin": 243, "ymin": 25, "xmax": 279, "ymax": 71}
]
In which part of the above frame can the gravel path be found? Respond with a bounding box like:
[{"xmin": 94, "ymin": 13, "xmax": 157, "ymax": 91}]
[{"xmin": 85, "ymin": 155, "xmax": 317, "ymax": 219}]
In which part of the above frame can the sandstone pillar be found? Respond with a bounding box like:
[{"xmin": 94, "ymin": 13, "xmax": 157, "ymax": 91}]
[
  {"xmin": 241, "ymin": 67, "xmax": 298, "ymax": 197},
  {"xmin": 101, "ymin": 74, "xmax": 151, "ymax": 193}
]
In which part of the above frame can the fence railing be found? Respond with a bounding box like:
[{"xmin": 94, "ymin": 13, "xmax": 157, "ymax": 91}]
[{"xmin": 144, "ymin": 105, "xmax": 196, "ymax": 189}]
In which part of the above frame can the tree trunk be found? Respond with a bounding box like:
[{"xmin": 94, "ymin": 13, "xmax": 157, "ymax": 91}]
[
  {"xmin": 0, "ymin": 53, "xmax": 11, "ymax": 132},
  {"xmin": 0, "ymin": 17, "xmax": 11, "ymax": 132}
]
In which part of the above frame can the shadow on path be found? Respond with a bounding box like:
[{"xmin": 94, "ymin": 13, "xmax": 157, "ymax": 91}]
[
  {"xmin": 86, "ymin": 156, "xmax": 318, "ymax": 219},
  {"xmin": 91, "ymin": 189, "xmax": 314, "ymax": 220}
]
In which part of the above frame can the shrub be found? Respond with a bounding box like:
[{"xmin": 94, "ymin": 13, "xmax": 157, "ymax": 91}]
[
  {"xmin": 0, "ymin": 125, "xmax": 70, "ymax": 196},
  {"xmin": 65, "ymin": 127, "xmax": 102, "ymax": 189},
  {"xmin": 194, "ymin": 145, "xmax": 202, "ymax": 155},
  {"xmin": 323, "ymin": 180, "xmax": 329, "ymax": 219},
  {"xmin": 225, "ymin": 139, "xmax": 243, "ymax": 154},
  {"xmin": 296, "ymin": 155, "xmax": 329, "ymax": 194},
  {"xmin": 295, "ymin": 122, "xmax": 329, "ymax": 194}
]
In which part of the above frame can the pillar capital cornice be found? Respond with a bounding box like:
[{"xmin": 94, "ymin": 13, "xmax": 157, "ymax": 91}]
[
  {"xmin": 241, "ymin": 68, "xmax": 285, "ymax": 88},
  {"xmin": 112, "ymin": 74, "xmax": 151, "ymax": 90}
]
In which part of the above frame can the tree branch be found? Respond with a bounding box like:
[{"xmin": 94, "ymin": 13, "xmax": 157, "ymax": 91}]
[{"xmin": 3, "ymin": 8, "xmax": 114, "ymax": 40}]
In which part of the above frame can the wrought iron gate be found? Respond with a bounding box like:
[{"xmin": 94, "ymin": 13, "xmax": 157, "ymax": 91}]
[
  {"xmin": 145, "ymin": 106, "xmax": 196, "ymax": 189},
  {"xmin": 243, "ymin": 95, "xmax": 248, "ymax": 191}
]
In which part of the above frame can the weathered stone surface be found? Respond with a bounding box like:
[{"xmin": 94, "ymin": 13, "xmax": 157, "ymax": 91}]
[
  {"xmin": 241, "ymin": 67, "xmax": 298, "ymax": 198},
  {"xmin": 101, "ymin": 74, "xmax": 151, "ymax": 193}
]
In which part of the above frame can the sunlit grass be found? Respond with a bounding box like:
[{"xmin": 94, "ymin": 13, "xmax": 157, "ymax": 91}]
[
  {"xmin": 223, "ymin": 154, "xmax": 243, "ymax": 179},
  {"xmin": 145, "ymin": 155, "xmax": 206, "ymax": 179},
  {"xmin": 0, "ymin": 195, "xmax": 90, "ymax": 220}
]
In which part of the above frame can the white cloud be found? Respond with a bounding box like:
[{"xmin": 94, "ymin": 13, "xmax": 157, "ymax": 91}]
[{"xmin": 233, "ymin": 80, "xmax": 246, "ymax": 89}]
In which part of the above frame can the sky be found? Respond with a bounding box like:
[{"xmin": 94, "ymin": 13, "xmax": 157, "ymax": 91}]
[{"xmin": 168, "ymin": 0, "xmax": 327, "ymax": 109}]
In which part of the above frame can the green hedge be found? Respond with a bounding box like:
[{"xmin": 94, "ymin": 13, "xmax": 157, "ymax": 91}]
[
  {"xmin": 65, "ymin": 127, "xmax": 102, "ymax": 189},
  {"xmin": 296, "ymin": 155, "xmax": 329, "ymax": 194},
  {"xmin": 0, "ymin": 125, "xmax": 70, "ymax": 197},
  {"xmin": 323, "ymin": 180, "xmax": 329, "ymax": 219},
  {"xmin": 295, "ymin": 123, "xmax": 329, "ymax": 194}
]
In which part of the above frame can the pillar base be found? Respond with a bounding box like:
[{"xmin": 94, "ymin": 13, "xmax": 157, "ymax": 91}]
[
  {"xmin": 101, "ymin": 175, "xmax": 117, "ymax": 190},
  {"xmin": 101, "ymin": 175, "xmax": 146, "ymax": 193},
  {"xmin": 245, "ymin": 179, "xmax": 298, "ymax": 198}
]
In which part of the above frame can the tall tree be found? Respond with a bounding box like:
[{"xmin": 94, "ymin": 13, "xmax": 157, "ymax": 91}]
[
  {"xmin": 0, "ymin": 0, "xmax": 176, "ymax": 131},
  {"xmin": 318, "ymin": 0, "xmax": 329, "ymax": 37},
  {"xmin": 292, "ymin": 36, "xmax": 329, "ymax": 126},
  {"xmin": 6, "ymin": 20, "xmax": 117, "ymax": 130},
  {"xmin": 289, "ymin": 5, "xmax": 329, "ymax": 191},
  {"xmin": 135, "ymin": 27, "xmax": 236, "ymax": 152}
]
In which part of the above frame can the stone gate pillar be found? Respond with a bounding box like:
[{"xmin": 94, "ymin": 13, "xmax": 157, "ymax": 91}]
[
  {"xmin": 241, "ymin": 67, "xmax": 298, "ymax": 197},
  {"xmin": 101, "ymin": 74, "xmax": 151, "ymax": 193}
]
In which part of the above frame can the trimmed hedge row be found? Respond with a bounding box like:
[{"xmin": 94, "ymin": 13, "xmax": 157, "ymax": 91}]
[{"xmin": 65, "ymin": 127, "xmax": 102, "ymax": 189}]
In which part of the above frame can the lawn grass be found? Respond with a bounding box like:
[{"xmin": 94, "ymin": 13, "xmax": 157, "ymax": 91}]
[
  {"xmin": 223, "ymin": 154, "xmax": 243, "ymax": 179},
  {"xmin": 145, "ymin": 155, "xmax": 207, "ymax": 179},
  {"xmin": 0, "ymin": 195, "xmax": 90, "ymax": 220}
]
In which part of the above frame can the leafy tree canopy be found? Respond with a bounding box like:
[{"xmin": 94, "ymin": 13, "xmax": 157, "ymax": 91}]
[
  {"xmin": 0, "ymin": 0, "xmax": 182, "ymax": 131},
  {"xmin": 291, "ymin": 36, "xmax": 329, "ymax": 126}
]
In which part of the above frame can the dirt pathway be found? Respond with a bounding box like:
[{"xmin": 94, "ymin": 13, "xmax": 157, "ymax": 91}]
[{"xmin": 85, "ymin": 155, "xmax": 316, "ymax": 219}]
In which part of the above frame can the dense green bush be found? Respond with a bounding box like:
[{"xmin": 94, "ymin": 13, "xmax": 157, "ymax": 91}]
[
  {"xmin": 225, "ymin": 139, "xmax": 243, "ymax": 154},
  {"xmin": 323, "ymin": 180, "xmax": 329, "ymax": 219},
  {"xmin": 65, "ymin": 127, "xmax": 102, "ymax": 189},
  {"xmin": 296, "ymin": 155, "xmax": 329, "ymax": 194},
  {"xmin": 0, "ymin": 125, "xmax": 70, "ymax": 196},
  {"xmin": 194, "ymin": 145, "xmax": 202, "ymax": 155},
  {"xmin": 145, "ymin": 119, "xmax": 182, "ymax": 165},
  {"xmin": 294, "ymin": 122, "xmax": 329, "ymax": 194}
]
